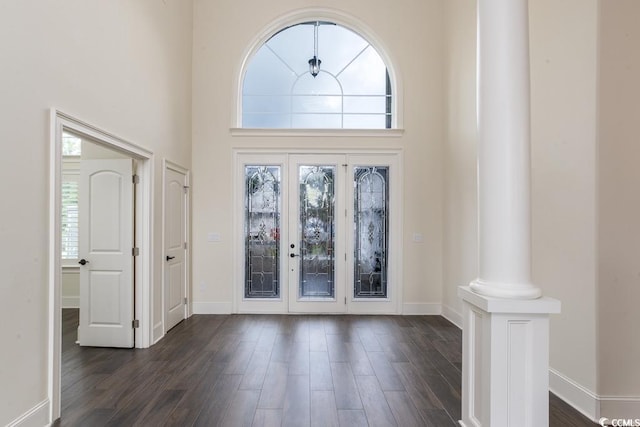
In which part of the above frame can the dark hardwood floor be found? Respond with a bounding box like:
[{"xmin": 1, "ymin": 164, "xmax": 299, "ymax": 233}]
[{"xmin": 57, "ymin": 309, "xmax": 596, "ymax": 426}]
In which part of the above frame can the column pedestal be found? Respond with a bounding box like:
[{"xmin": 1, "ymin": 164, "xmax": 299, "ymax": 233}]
[{"xmin": 458, "ymin": 286, "xmax": 560, "ymax": 427}]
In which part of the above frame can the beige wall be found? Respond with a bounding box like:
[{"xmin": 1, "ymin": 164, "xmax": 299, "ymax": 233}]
[
  {"xmin": 61, "ymin": 269, "xmax": 80, "ymax": 308},
  {"xmin": 0, "ymin": 0, "xmax": 193, "ymax": 424},
  {"xmin": 530, "ymin": 0, "xmax": 599, "ymax": 396},
  {"xmin": 598, "ymin": 0, "xmax": 640, "ymax": 402},
  {"xmin": 442, "ymin": 0, "xmax": 478, "ymax": 323},
  {"xmin": 191, "ymin": 0, "xmax": 445, "ymax": 312}
]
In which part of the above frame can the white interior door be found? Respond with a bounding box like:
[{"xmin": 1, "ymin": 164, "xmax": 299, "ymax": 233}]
[
  {"xmin": 78, "ymin": 159, "xmax": 134, "ymax": 348},
  {"xmin": 164, "ymin": 166, "xmax": 187, "ymax": 332},
  {"xmin": 288, "ymin": 154, "xmax": 347, "ymax": 313}
]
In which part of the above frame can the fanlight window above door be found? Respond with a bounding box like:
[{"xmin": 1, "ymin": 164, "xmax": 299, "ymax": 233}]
[{"xmin": 242, "ymin": 22, "xmax": 393, "ymax": 129}]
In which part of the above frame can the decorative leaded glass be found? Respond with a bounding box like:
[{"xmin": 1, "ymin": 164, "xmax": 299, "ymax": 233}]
[
  {"xmin": 245, "ymin": 166, "xmax": 280, "ymax": 298},
  {"xmin": 299, "ymin": 165, "xmax": 335, "ymax": 298},
  {"xmin": 354, "ymin": 166, "xmax": 388, "ymax": 298}
]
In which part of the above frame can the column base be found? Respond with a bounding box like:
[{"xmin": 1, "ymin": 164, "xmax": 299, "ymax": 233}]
[
  {"xmin": 470, "ymin": 279, "xmax": 542, "ymax": 300},
  {"xmin": 458, "ymin": 286, "xmax": 560, "ymax": 427}
]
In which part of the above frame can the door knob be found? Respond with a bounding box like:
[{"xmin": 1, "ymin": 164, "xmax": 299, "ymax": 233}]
[
  {"xmin": 166, "ymin": 255, "xmax": 176, "ymax": 261},
  {"xmin": 78, "ymin": 259, "xmax": 89, "ymax": 266}
]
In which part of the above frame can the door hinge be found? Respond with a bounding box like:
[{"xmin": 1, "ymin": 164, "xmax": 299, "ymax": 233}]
[
  {"xmin": 344, "ymin": 297, "xmax": 347, "ymax": 304},
  {"xmin": 132, "ymin": 319, "xmax": 140, "ymax": 328},
  {"xmin": 184, "ymin": 242, "xmax": 188, "ymax": 250},
  {"xmin": 183, "ymin": 185, "xmax": 189, "ymax": 194},
  {"xmin": 132, "ymin": 174, "xmax": 140, "ymax": 184},
  {"xmin": 184, "ymin": 297, "xmax": 188, "ymax": 305},
  {"xmin": 132, "ymin": 247, "xmax": 140, "ymax": 256}
]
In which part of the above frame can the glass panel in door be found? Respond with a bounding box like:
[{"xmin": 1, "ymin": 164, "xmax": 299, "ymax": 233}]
[
  {"xmin": 244, "ymin": 165, "xmax": 281, "ymax": 299},
  {"xmin": 354, "ymin": 166, "xmax": 389, "ymax": 298},
  {"xmin": 299, "ymin": 165, "xmax": 335, "ymax": 298}
]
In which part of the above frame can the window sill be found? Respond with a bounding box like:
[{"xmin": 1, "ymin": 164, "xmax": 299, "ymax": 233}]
[{"xmin": 230, "ymin": 128, "xmax": 404, "ymax": 138}]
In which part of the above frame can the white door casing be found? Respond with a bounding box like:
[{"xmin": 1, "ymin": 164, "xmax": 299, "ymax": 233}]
[
  {"xmin": 50, "ymin": 110, "xmax": 155, "ymax": 421},
  {"xmin": 78, "ymin": 159, "xmax": 134, "ymax": 348},
  {"xmin": 164, "ymin": 164, "xmax": 188, "ymax": 332}
]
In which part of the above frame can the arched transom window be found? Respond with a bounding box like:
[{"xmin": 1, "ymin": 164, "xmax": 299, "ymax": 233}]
[{"xmin": 242, "ymin": 21, "xmax": 392, "ymax": 129}]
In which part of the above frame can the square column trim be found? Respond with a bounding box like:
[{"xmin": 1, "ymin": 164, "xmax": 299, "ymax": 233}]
[
  {"xmin": 458, "ymin": 286, "xmax": 561, "ymax": 427},
  {"xmin": 458, "ymin": 286, "xmax": 561, "ymax": 314}
]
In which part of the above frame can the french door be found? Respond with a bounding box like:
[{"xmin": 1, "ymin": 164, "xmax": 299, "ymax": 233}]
[
  {"xmin": 288, "ymin": 154, "xmax": 346, "ymax": 313},
  {"xmin": 236, "ymin": 151, "xmax": 400, "ymax": 314}
]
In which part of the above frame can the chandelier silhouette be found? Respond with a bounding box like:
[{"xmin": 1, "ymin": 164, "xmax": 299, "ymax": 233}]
[{"xmin": 308, "ymin": 21, "xmax": 321, "ymax": 77}]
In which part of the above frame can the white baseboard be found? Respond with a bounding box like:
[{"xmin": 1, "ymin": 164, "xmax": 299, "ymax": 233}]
[
  {"xmin": 550, "ymin": 368, "xmax": 640, "ymax": 423},
  {"xmin": 7, "ymin": 399, "xmax": 49, "ymax": 427},
  {"xmin": 402, "ymin": 302, "xmax": 442, "ymax": 315},
  {"xmin": 61, "ymin": 296, "xmax": 79, "ymax": 309},
  {"xmin": 599, "ymin": 396, "xmax": 640, "ymax": 422},
  {"xmin": 192, "ymin": 301, "xmax": 233, "ymax": 314},
  {"xmin": 549, "ymin": 368, "xmax": 599, "ymax": 421},
  {"xmin": 152, "ymin": 321, "xmax": 164, "ymax": 345},
  {"xmin": 441, "ymin": 304, "xmax": 462, "ymax": 329}
]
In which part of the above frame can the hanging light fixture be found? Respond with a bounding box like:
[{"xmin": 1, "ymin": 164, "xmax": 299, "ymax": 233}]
[{"xmin": 308, "ymin": 21, "xmax": 321, "ymax": 78}]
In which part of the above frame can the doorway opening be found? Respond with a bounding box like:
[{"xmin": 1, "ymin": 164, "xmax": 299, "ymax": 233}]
[
  {"xmin": 162, "ymin": 160, "xmax": 190, "ymax": 333},
  {"xmin": 48, "ymin": 110, "xmax": 154, "ymax": 421},
  {"xmin": 233, "ymin": 150, "xmax": 403, "ymax": 315}
]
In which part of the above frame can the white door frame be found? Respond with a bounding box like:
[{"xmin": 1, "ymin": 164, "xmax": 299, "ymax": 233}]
[
  {"xmin": 162, "ymin": 159, "xmax": 191, "ymax": 334},
  {"xmin": 232, "ymin": 148, "xmax": 403, "ymax": 315},
  {"xmin": 48, "ymin": 109, "xmax": 154, "ymax": 421}
]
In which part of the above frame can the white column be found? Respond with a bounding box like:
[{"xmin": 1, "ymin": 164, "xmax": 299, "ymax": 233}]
[
  {"xmin": 470, "ymin": 0, "xmax": 541, "ymax": 300},
  {"xmin": 459, "ymin": 1, "xmax": 562, "ymax": 426}
]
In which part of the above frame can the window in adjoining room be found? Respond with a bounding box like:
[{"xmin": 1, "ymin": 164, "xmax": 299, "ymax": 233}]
[
  {"xmin": 242, "ymin": 21, "xmax": 393, "ymax": 129},
  {"xmin": 61, "ymin": 132, "xmax": 81, "ymax": 262}
]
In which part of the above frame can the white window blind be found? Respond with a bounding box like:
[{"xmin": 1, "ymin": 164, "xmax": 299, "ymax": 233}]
[
  {"xmin": 61, "ymin": 132, "xmax": 81, "ymax": 262},
  {"xmin": 61, "ymin": 170, "xmax": 79, "ymax": 260}
]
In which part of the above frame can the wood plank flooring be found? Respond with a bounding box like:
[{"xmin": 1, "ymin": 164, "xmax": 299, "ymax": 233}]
[{"xmin": 57, "ymin": 309, "xmax": 596, "ymax": 426}]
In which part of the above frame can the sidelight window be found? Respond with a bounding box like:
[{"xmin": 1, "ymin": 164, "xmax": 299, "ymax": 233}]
[
  {"xmin": 354, "ymin": 166, "xmax": 388, "ymax": 298},
  {"xmin": 244, "ymin": 165, "xmax": 281, "ymax": 298}
]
